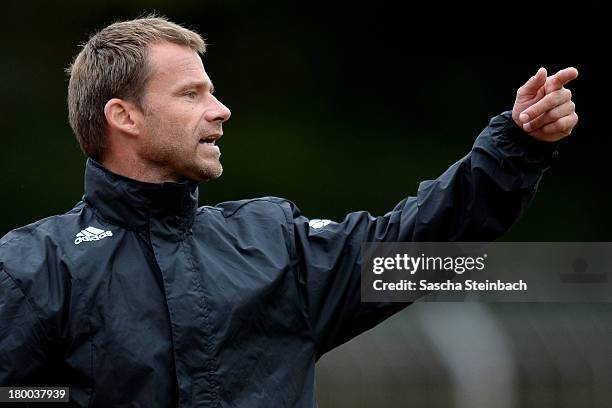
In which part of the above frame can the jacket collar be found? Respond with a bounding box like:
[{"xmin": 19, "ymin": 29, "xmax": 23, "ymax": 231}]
[{"xmin": 83, "ymin": 158, "xmax": 199, "ymax": 231}]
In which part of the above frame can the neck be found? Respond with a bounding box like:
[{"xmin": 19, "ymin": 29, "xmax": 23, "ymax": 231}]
[{"xmin": 100, "ymin": 153, "xmax": 179, "ymax": 184}]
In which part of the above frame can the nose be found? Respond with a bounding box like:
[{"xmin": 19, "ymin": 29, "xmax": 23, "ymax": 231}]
[{"xmin": 204, "ymin": 94, "xmax": 231, "ymax": 123}]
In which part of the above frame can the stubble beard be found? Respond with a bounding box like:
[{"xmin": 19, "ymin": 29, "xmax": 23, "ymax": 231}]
[
  {"xmin": 141, "ymin": 120, "xmax": 223, "ymax": 183},
  {"xmin": 194, "ymin": 155, "xmax": 223, "ymax": 182}
]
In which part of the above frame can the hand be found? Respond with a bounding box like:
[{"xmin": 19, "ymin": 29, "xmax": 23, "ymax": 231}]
[{"xmin": 512, "ymin": 67, "xmax": 579, "ymax": 142}]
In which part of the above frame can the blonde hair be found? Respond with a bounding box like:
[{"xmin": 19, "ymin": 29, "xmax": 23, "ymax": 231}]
[{"xmin": 66, "ymin": 15, "xmax": 206, "ymax": 158}]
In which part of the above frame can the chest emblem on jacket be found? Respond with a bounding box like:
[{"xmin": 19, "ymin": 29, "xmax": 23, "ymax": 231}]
[{"xmin": 74, "ymin": 226, "xmax": 113, "ymax": 245}]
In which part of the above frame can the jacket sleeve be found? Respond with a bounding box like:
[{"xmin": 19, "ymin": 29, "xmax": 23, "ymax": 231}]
[
  {"xmin": 286, "ymin": 111, "xmax": 559, "ymax": 358},
  {"xmin": 0, "ymin": 264, "xmax": 51, "ymax": 384},
  {"xmin": 0, "ymin": 235, "xmax": 69, "ymax": 385}
]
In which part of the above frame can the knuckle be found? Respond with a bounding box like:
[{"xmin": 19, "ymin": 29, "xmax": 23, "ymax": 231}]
[
  {"xmin": 562, "ymin": 120, "xmax": 571, "ymax": 132},
  {"xmin": 554, "ymin": 120, "xmax": 565, "ymax": 132},
  {"xmin": 531, "ymin": 103, "xmax": 543, "ymax": 116},
  {"xmin": 554, "ymin": 90, "xmax": 565, "ymax": 102}
]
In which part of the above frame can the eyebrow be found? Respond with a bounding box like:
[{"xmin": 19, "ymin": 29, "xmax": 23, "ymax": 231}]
[{"xmin": 177, "ymin": 80, "xmax": 215, "ymax": 94}]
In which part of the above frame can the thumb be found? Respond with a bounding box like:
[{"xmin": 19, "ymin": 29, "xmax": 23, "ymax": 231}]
[{"xmin": 518, "ymin": 67, "xmax": 547, "ymax": 96}]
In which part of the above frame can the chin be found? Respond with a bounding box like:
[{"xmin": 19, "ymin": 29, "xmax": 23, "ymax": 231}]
[{"xmin": 191, "ymin": 162, "xmax": 223, "ymax": 183}]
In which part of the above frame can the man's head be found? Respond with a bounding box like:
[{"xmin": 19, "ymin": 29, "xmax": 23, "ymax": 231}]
[{"xmin": 67, "ymin": 16, "xmax": 231, "ymax": 183}]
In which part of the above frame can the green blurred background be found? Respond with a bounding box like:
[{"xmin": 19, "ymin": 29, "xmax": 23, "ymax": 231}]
[{"xmin": 1, "ymin": 2, "xmax": 610, "ymax": 407}]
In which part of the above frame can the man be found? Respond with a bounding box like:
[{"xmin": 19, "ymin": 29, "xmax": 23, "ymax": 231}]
[{"xmin": 0, "ymin": 16, "xmax": 577, "ymax": 407}]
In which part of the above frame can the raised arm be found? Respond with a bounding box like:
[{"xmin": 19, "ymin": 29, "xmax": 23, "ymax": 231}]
[{"xmin": 287, "ymin": 67, "xmax": 579, "ymax": 358}]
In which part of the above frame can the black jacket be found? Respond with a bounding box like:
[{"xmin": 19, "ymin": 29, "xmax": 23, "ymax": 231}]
[{"xmin": 0, "ymin": 112, "xmax": 557, "ymax": 407}]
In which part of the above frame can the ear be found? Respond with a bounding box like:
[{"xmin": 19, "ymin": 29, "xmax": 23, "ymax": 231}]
[{"xmin": 103, "ymin": 98, "xmax": 143, "ymax": 137}]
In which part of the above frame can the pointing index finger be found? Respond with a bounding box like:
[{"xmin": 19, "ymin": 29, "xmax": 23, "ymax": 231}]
[{"xmin": 546, "ymin": 67, "xmax": 579, "ymax": 93}]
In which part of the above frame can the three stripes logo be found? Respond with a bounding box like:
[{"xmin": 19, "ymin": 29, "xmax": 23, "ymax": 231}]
[{"xmin": 74, "ymin": 226, "xmax": 113, "ymax": 245}]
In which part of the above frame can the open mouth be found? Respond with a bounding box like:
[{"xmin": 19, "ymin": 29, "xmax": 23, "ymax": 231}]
[{"xmin": 199, "ymin": 136, "xmax": 217, "ymax": 145}]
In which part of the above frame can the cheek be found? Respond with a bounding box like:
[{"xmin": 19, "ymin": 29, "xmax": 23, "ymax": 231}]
[
  {"xmin": 143, "ymin": 103, "xmax": 201, "ymax": 141},
  {"xmin": 162, "ymin": 105, "xmax": 201, "ymax": 132}
]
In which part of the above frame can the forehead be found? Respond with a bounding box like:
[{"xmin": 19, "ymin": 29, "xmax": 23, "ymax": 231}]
[{"xmin": 145, "ymin": 42, "xmax": 210, "ymax": 88}]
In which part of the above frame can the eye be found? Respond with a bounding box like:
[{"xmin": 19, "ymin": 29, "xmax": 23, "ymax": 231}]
[{"xmin": 183, "ymin": 91, "xmax": 197, "ymax": 99}]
